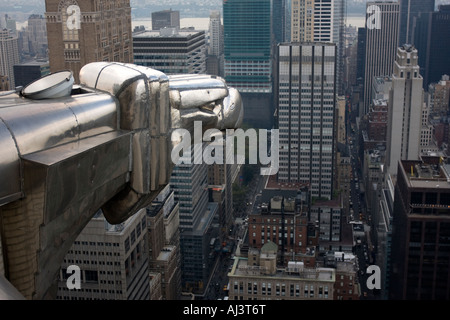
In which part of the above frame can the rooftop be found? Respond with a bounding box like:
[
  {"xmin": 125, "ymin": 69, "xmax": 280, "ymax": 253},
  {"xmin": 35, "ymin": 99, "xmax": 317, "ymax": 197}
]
[
  {"xmin": 133, "ymin": 28, "xmax": 203, "ymax": 38},
  {"xmin": 401, "ymin": 157, "xmax": 450, "ymax": 190},
  {"xmin": 231, "ymin": 257, "xmax": 335, "ymax": 282},
  {"xmin": 156, "ymin": 245, "xmax": 176, "ymax": 261},
  {"xmin": 266, "ymin": 174, "xmax": 309, "ymax": 191}
]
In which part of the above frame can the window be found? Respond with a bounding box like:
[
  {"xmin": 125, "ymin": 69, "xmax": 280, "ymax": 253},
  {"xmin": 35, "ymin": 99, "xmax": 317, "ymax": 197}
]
[{"xmin": 84, "ymin": 270, "xmax": 98, "ymax": 283}]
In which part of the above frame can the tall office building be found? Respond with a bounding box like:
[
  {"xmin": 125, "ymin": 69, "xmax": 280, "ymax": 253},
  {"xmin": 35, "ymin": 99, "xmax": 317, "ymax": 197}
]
[
  {"xmin": 206, "ymin": 11, "xmax": 224, "ymax": 77},
  {"xmin": 169, "ymin": 144, "xmax": 217, "ymax": 293},
  {"xmin": 13, "ymin": 60, "xmax": 50, "ymax": 87},
  {"xmin": 398, "ymin": 0, "xmax": 435, "ymax": 46},
  {"xmin": 356, "ymin": 27, "xmax": 366, "ymax": 83},
  {"xmin": 223, "ymin": 0, "xmax": 273, "ymax": 128},
  {"xmin": 291, "ymin": 0, "xmax": 314, "ymax": 42},
  {"xmin": 386, "ymin": 45, "xmax": 423, "ymax": 176},
  {"xmin": 223, "ymin": 0, "xmax": 272, "ymax": 94},
  {"xmin": 277, "ymin": 42, "xmax": 337, "ymax": 200},
  {"xmin": 151, "ymin": 9, "xmax": 180, "ymax": 31},
  {"xmin": 170, "ymin": 145, "xmax": 209, "ymax": 233},
  {"xmin": 207, "ymin": 133, "xmax": 233, "ymax": 242},
  {"xmin": 25, "ymin": 14, "xmax": 48, "ymax": 58},
  {"xmin": 45, "ymin": 0, "xmax": 133, "ymax": 83},
  {"xmin": 412, "ymin": 5, "xmax": 450, "ymax": 88},
  {"xmin": 208, "ymin": 11, "xmax": 223, "ymax": 57},
  {"xmin": 146, "ymin": 185, "xmax": 182, "ymax": 300},
  {"xmin": 362, "ymin": 1, "xmax": 400, "ymax": 116},
  {"xmin": 133, "ymin": 28, "xmax": 206, "ymax": 75},
  {"xmin": 0, "ymin": 29, "xmax": 19, "ymax": 89},
  {"xmin": 273, "ymin": 0, "xmax": 288, "ymax": 44},
  {"xmin": 429, "ymin": 75, "xmax": 450, "ymax": 116},
  {"xmin": 291, "ymin": 0, "xmax": 346, "ymax": 95},
  {"xmin": 57, "ymin": 209, "xmax": 150, "ymax": 300},
  {"xmin": 390, "ymin": 156, "xmax": 450, "ymax": 300}
]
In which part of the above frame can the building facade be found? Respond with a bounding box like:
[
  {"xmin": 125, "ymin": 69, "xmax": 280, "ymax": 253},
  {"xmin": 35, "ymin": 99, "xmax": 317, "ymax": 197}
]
[
  {"xmin": 386, "ymin": 45, "xmax": 423, "ymax": 176},
  {"xmin": 151, "ymin": 9, "xmax": 180, "ymax": 31},
  {"xmin": 133, "ymin": 28, "xmax": 206, "ymax": 75},
  {"xmin": 291, "ymin": 0, "xmax": 346, "ymax": 94},
  {"xmin": 247, "ymin": 192, "xmax": 315, "ymax": 266},
  {"xmin": 363, "ymin": 1, "xmax": 400, "ymax": 115},
  {"xmin": 273, "ymin": 0, "xmax": 289, "ymax": 44},
  {"xmin": 311, "ymin": 198, "xmax": 343, "ymax": 247},
  {"xmin": 228, "ymin": 243, "xmax": 335, "ymax": 300},
  {"xmin": 223, "ymin": 0, "xmax": 272, "ymax": 94},
  {"xmin": 57, "ymin": 209, "xmax": 150, "ymax": 300},
  {"xmin": 419, "ymin": 5, "xmax": 450, "ymax": 88},
  {"xmin": 146, "ymin": 185, "xmax": 181, "ymax": 300},
  {"xmin": 13, "ymin": 60, "xmax": 50, "ymax": 87},
  {"xmin": 206, "ymin": 11, "xmax": 224, "ymax": 77},
  {"xmin": 0, "ymin": 29, "xmax": 19, "ymax": 89},
  {"xmin": 277, "ymin": 42, "xmax": 336, "ymax": 199},
  {"xmin": 45, "ymin": 0, "xmax": 133, "ymax": 83},
  {"xmin": 390, "ymin": 156, "xmax": 450, "ymax": 299},
  {"xmin": 169, "ymin": 145, "xmax": 217, "ymax": 293},
  {"xmin": 25, "ymin": 14, "xmax": 48, "ymax": 59},
  {"xmin": 398, "ymin": 0, "xmax": 435, "ymax": 47},
  {"xmin": 207, "ymin": 133, "xmax": 234, "ymax": 242}
]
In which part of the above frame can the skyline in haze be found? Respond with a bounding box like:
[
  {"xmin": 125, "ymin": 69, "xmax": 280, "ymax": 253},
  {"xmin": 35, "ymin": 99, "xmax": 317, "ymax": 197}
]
[{"xmin": 4, "ymin": 0, "xmax": 450, "ymax": 23}]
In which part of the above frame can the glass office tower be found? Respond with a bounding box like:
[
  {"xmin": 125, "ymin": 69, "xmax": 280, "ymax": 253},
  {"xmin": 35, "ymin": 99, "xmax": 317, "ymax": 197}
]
[{"xmin": 223, "ymin": 0, "xmax": 272, "ymax": 94}]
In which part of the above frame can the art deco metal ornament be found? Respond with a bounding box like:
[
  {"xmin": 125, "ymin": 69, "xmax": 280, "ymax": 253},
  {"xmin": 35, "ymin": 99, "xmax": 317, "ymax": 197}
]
[{"xmin": 0, "ymin": 62, "xmax": 243, "ymax": 299}]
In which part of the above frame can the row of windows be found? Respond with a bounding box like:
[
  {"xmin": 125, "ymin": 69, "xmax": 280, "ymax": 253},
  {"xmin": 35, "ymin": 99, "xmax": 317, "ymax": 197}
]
[
  {"xmin": 67, "ymin": 250, "xmax": 121, "ymax": 257},
  {"xmin": 232, "ymin": 281, "xmax": 329, "ymax": 298}
]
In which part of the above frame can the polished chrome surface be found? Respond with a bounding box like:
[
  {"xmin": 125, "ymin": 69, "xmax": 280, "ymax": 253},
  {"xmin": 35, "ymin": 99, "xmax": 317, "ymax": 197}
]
[
  {"xmin": 0, "ymin": 62, "xmax": 243, "ymax": 299},
  {"xmin": 0, "ymin": 91, "xmax": 118, "ymax": 207},
  {"xmin": 0, "ymin": 120, "xmax": 21, "ymax": 204}
]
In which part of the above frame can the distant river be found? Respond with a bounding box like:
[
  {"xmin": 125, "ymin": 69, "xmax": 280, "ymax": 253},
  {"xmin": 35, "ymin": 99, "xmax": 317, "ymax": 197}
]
[
  {"xmin": 16, "ymin": 15, "xmax": 365, "ymax": 32},
  {"xmin": 133, "ymin": 15, "xmax": 366, "ymax": 31}
]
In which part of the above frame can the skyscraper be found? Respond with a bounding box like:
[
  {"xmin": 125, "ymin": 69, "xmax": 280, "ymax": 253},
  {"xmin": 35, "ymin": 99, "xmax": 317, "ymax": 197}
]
[
  {"xmin": 356, "ymin": 27, "xmax": 366, "ymax": 83},
  {"xmin": 45, "ymin": 0, "xmax": 133, "ymax": 83},
  {"xmin": 146, "ymin": 185, "xmax": 182, "ymax": 300},
  {"xmin": 13, "ymin": 60, "xmax": 50, "ymax": 87},
  {"xmin": 206, "ymin": 11, "xmax": 224, "ymax": 77},
  {"xmin": 133, "ymin": 28, "xmax": 206, "ymax": 75},
  {"xmin": 56, "ymin": 209, "xmax": 150, "ymax": 300},
  {"xmin": 0, "ymin": 29, "xmax": 19, "ymax": 89},
  {"xmin": 273, "ymin": 0, "xmax": 288, "ymax": 45},
  {"xmin": 290, "ymin": 0, "xmax": 346, "ymax": 94},
  {"xmin": 223, "ymin": 0, "xmax": 273, "ymax": 128},
  {"xmin": 208, "ymin": 11, "xmax": 223, "ymax": 58},
  {"xmin": 276, "ymin": 42, "xmax": 337, "ymax": 200},
  {"xmin": 291, "ymin": 0, "xmax": 315, "ymax": 42},
  {"xmin": 223, "ymin": 0, "xmax": 272, "ymax": 94},
  {"xmin": 390, "ymin": 156, "xmax": 450, "ymax": 300},
  {"xmin": 386, "ymin": 45, "xmax": 423, "ymax": 176},
  {"xmin": 151, "ymin": 9, "xmax": 180, "ymax": 31},
  {"xmin": 412, "ymin": 5, "xmax": 450, "ymax": 88},
  {"xmin": 363, "ymin": 1, "xmax": 400, "ymax": 116},
  {"xmin": 170, "ymin": 145, "xmax": 209, "ymax": 233},
  {"xmin": 169, "ymin": 144, "xmax": 217, "ymax": 293},
  {"xmin": 398, "ymin": 0, "xmax": 435, "ymax": 46},
  {"xmin": 25, "ymin": 14, "xmax": 48, "ymax": 59}
]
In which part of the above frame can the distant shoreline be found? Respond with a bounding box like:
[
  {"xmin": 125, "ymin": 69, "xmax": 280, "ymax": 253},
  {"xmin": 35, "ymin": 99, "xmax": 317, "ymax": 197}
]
[
  {"xmin": 14, "ymin": 14, "xmax": 366, "ymax": 31},
  {"xmin": 133, "ymin": 15, "xmax": 366, "ymax": 31}
]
